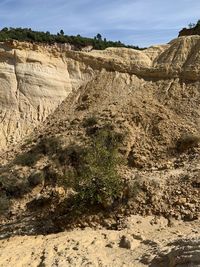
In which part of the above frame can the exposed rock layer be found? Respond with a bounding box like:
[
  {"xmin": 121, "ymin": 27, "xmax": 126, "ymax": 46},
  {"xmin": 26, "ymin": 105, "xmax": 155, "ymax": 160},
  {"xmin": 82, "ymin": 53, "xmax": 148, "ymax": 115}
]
[
  {"xmin": 0, "ymin": 41, "xmax": 95, "ymax": 150},
  {"xmin": 1, "ymin": 35, "xmax": 200, "ymax": 151}
]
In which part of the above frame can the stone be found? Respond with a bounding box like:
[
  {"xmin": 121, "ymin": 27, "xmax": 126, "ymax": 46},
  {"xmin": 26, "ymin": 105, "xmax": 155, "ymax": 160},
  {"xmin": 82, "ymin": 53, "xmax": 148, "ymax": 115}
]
[
  {"xmin": 132, "ymin": 234, "xmax": 145, "ymax": 241},
  {"xmin": 105, "ymin": 242, "xmax": 115, "ymax": 248},
  {"xmin": 176, "ymin": 197, "xmax": 187, "ymax": 205},
  {"xmin": 119, "ymin": 235, "xmax": 131, "ymax": 249}
]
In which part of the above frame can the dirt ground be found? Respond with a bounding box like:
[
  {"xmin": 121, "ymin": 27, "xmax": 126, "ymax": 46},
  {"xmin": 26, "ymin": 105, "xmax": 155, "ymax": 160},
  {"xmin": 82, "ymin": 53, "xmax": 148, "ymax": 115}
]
[{"xmin": 0, "ymin": 215, "xmax": 199, "ymax": 267}]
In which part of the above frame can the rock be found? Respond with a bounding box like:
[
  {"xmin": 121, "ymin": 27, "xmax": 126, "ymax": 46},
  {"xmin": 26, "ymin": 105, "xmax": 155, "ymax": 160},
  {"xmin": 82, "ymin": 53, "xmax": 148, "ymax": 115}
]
[
  {"xmin": 183, "ymin": 213, "xmax": 198, "ymax": 221},
  {"xmin": 132, "ymin": 234, "xmax": 145, "ymax": 241},
  {"xmin": 119, "ymin": 235, "xmax": 131, "ymax": 249},
  {"xmin": 105, "ymin": 242, "xmax": 115, "ymax": 248},
  {"xmin": 167, "ymin": 217, "xmax": 175, "ymax": 227},
  {"xmin": 177, "ymin": 197, "xmax": 187, "ymax": 205},
  {"xmin": 102, "ymin": 218, "xmax": 116, "ymax": 228}
]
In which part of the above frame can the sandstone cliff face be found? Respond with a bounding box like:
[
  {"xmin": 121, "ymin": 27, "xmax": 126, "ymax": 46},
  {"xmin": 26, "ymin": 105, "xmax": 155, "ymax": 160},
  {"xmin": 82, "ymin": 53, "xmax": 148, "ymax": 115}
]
[
  {"xmin": 0, "ymin": 41, "xmax": 95, "ymax": 150},
  {"xmin": 0, "ymin": 36, "xmax": 200, "ymax": 151},
  {"xmin": 68, "ymin": 35, "xmax": 200, "ymax": 80}
]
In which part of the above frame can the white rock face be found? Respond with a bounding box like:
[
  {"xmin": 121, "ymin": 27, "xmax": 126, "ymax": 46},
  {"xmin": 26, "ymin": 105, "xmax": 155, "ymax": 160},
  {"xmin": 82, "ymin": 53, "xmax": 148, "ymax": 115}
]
[
  {"xmin": 0, "ymin": 35, "xmax": 200, "ymax": 151},
  {"xmin": 0, "ymin": 42, "xmax": 95, "ymax": 150}
]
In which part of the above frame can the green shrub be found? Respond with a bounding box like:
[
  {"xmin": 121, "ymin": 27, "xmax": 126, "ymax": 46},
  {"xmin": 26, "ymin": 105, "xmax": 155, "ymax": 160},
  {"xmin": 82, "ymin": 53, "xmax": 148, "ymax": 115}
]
[
  {"xmin": 3, "ymin": 180, "xmax": 28, "ymax": 197},
  {"xmin": 63, "ymin": 126, "xmax": 125, "ymax": 208},
  {"xmin": 176, "ymin": 134, "xmax": 200, "ymax": 153}
]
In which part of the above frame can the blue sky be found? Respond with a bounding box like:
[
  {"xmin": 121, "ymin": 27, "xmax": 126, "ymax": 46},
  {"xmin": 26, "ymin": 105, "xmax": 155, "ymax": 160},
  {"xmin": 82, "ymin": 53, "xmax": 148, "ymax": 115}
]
[{"xmin": 0, "ymin": 0, "xmax": 200, "ymax": 47}]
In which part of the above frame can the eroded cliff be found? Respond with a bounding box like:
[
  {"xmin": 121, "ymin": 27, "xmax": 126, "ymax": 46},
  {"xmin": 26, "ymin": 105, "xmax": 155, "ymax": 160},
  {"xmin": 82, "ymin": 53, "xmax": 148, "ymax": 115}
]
[
  {"xmin": 0, "ymin": 41, "xmax": 95, "ymax": 150},
  {"xmin": 1, "ymin": 36, "xmax": 200, "ymax": 151}
]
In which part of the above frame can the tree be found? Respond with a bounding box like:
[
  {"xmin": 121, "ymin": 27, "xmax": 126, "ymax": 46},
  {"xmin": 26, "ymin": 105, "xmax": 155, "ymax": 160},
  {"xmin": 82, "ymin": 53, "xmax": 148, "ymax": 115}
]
[
  {"xmin": 196, "ymin": 20, "xmax": 200, "ymax": 27},
  {"xmin": 60, "ymin": 29, "xmax": 64, "ymax": 35},
  {"xmin": 188, "ymin": 23, "xmax": 195, "ymax": 29},
  {"xmin": 0, "ymin": 27, "xmax": 143, "ymax": 50},
  {"xmin": 2, "ymin": 27, "xmax": 8, "ymax": 32},
  {"xmin": 96, "ymin": 33, "xmax": 102, "ymax": 41}
]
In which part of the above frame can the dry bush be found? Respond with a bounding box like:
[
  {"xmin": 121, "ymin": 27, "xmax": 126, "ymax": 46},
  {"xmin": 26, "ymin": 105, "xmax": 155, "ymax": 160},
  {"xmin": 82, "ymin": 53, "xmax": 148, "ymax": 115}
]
[
  {"xmin": 0, "ymin": 195, "xmax": 10, "ymax": 215},
  {"xmin": 28, "ymin": 171, "xmax": 44, "ymax": 187},
  {"xmin": 82, "ymin": 116, "xmax": 98, "ymax": 128},
  {"xmin": 37, "ymin": 136, "xmax": 62, "ymax": 155},
  {"xmin": 176, "ymin": 134, "xmax": 200, "ymax": 152},
  {"xmin": 14, "ymin": 151, "xmax": 41, "ymax": 166},
  {"xmin": 14, "ymin": 136, "xmax": 62, "ymax": 167},
  {"xmin": 0, "ymin": 172, "xmax": 29, "ymax": 197}
]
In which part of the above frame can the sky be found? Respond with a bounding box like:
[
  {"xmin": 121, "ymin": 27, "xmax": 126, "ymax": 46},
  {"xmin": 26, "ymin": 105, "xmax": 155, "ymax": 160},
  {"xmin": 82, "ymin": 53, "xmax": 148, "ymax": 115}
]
[{"xmin": 0, "ymin": 0, "xmax": 200, "ymax": 47}]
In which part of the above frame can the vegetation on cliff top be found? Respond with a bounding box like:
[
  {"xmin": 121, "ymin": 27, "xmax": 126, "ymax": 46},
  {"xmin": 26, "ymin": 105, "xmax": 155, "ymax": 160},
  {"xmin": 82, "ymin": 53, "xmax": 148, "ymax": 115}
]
[
  {"xmin": 0, "ymin": 27, "xmax": 144, "ymax": 50},
  {"xmin": 179, "ymin": 19, "xmax": 200, "ymax": 36}
]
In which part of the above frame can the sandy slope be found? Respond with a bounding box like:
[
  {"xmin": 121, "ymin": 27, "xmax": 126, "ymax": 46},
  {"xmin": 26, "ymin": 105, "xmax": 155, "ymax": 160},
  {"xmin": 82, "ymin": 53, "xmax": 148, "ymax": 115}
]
[{"xmin": 0, "ymin": 215, "xmax": 199, "ymax": 267}]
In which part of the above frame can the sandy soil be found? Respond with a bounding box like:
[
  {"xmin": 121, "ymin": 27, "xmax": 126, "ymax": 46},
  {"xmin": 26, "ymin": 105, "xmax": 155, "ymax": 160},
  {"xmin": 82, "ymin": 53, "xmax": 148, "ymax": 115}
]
[{"xmin": 0, "ymin": 215, "xmax": 199, "ymax": 267}]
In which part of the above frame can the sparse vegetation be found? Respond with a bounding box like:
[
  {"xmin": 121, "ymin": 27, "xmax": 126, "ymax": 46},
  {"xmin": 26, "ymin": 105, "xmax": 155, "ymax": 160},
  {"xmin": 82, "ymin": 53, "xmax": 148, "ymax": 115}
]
[
  {"xmin": 42, "ymin": 165, "xmax": 62, "ymax": 187},
  {"xmin": 14, "ymin": 123, "xmax": 127, "ymax": 211},
  {"xmin": 58, "ymin": 144, "xmax": 85, "ymax": 168}
]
